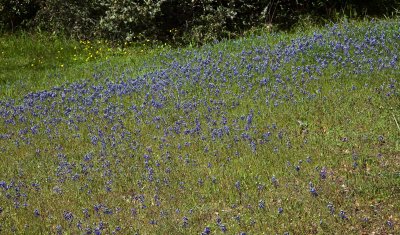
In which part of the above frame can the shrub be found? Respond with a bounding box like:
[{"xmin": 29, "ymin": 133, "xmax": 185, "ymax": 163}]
[
  {"xmin": 98, "ymin": 0, "xmax": 163, "ymax": 42},
  {"xmin": 0, "ymin": 0, "xmax": 399, "ymax": 43},
  {"xmin": 0, "ymin": 0, "xmax": 38, "ymax": 31},
  {"xmin": 33, "ymin": 0, "xmax": 105, "ymax": 39}
]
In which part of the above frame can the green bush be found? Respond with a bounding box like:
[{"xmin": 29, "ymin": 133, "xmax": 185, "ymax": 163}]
[
  {"xmin": 0, "ymin": 0, "xmax": 38, "ymax": 31},
  {"xmin": 98, "ymin": 0, "xmax": 163, "ymax": 42},
  {"xmin": 33, "ymin": 0, "xmax": 104, "ymax": 39},
  {"xmin": 0, "ymin": 0, "xmax": 399, "ymax": 43},
  {"xmin": 351, "ymin": 0, "xmax": 400, "ymax": 16}
]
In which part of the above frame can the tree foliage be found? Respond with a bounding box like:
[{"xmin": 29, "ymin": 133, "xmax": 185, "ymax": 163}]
[{"xmin": 1, "ymin": 0, "xmax": 399, "ymax": 43}]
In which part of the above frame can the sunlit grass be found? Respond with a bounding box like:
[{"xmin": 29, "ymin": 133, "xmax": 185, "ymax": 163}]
[{"xmin": 0, "ymin": 32, "xmax": 171, "ymax": 97}]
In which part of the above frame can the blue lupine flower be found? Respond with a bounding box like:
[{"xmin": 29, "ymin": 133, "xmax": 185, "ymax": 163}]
[
  {"xmin": 327, "ymin": 202, "xmax": 335, "ymax": 214},
  {"xmin": 271, "ymin": 176, "xmax": 278, "ymax": 188},
  {"xmin": 131, "ymin": 208, "xmax": 137, "ymax": 216},
  {"xmin": 310, "ymin": 186, "xmax": 318, "ymax": 197},
  {"xmin": 64, "ymin": 211, "xmax": 74, "ymax": 222},
  {"xmin": 34, "ymin": 209, "xmax": 40, "ymax": 217},
  {"xmin": 56, "ymin": 225, "xmax": 62, "ymax": 235},
  {"xmin": 386, "ymin": 220, "xmax": 393, "ymax": 229},
  {"xmin": 295, "ymin": 165, "xmax": 300, "ymax": 172},
  {"xmin": 235, "ymin": 181, "xmax": 241, "ymax": 190},
  {"xmin": 201, "ymin": 226, "xmax": 211, "ymax": 235},
  {"xmin": 94, "ymin": 227, "xmax": 101, "ymax": 235},
  {"xmin": 76, "ymin": 221, "xmax": 82, "ymax": 230},
  {"xmin": 0, "ymin": 181, "xmax": 7, "ymax": 189},
  {"xmin": 149, "ymin": 219, "xmax": 157, "ymax": 225},
  {"xmin": 219, "ymin": 224, "xmax": 227, "ymax": 232},
  {"xmin": 182, "ymin": 216, "xmax": 189, "ymax": 227},
  {"xmin": 339, "ymin": 210, "xmax": 348, "ymax": 220},
  {"xmin": 235, "ymin": 215, "xmax": 241, "ymax": 222},
  {"xmin": 259, "ymin": 200, "xmax": 265, "ymax": 209},
  {"xmin": 320, "ymin": 167, "xmax": 327, "ymax": 179}
]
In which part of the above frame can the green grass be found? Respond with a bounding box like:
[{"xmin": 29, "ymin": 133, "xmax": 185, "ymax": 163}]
[
  {"xmin": 0, "ymin": 19, "xmax": 399, "ymax": 234},
  {"xmin": 0, "ymin": 32, "xmax": 171, "ymax": 97}
]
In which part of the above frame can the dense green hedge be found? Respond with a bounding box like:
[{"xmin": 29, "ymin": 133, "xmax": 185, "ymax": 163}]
[{"xmin": 1, "ymin": 0, "xmax": 399, "ymax": 44}]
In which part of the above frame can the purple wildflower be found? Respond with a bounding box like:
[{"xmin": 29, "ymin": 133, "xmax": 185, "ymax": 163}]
[
  {"xmin": 320, "ymin": 167, "xmax": 327, "ymax": 179},
  {"xmin": 339, "ymin": 210, "xmax": 348, "ymax": 220},
  {"xmin": 258, "ymin": 200, "xmax": 265, "ymax": 209},
  {"xmin": 201, "ymin": 226, "xmax": 211, "ymax": 235},
  {"xmin": 271, "ymin": 176, "xmax": 278, "ymax": 188},
  {"xmin": 235, "ymin": 181, "xmax": 241, "ymax": 190},
  {"xmin": 64, "ymin": 211, "xmax": 74, "ymax": 222}
]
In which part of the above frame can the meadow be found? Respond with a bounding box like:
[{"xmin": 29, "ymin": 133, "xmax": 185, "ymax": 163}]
[{"xmin": 0, "ymin": 19, "xmax": 399, "ymax": 234}]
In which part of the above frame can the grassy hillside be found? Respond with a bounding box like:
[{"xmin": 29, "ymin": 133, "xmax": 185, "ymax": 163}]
[
  {"xmin": 0, "ymin": 33, "xmax": 170, "ymax": 97},
  {"xmin": 0, "ymin": 19, "xmax": 399, "ymax": 234}
]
